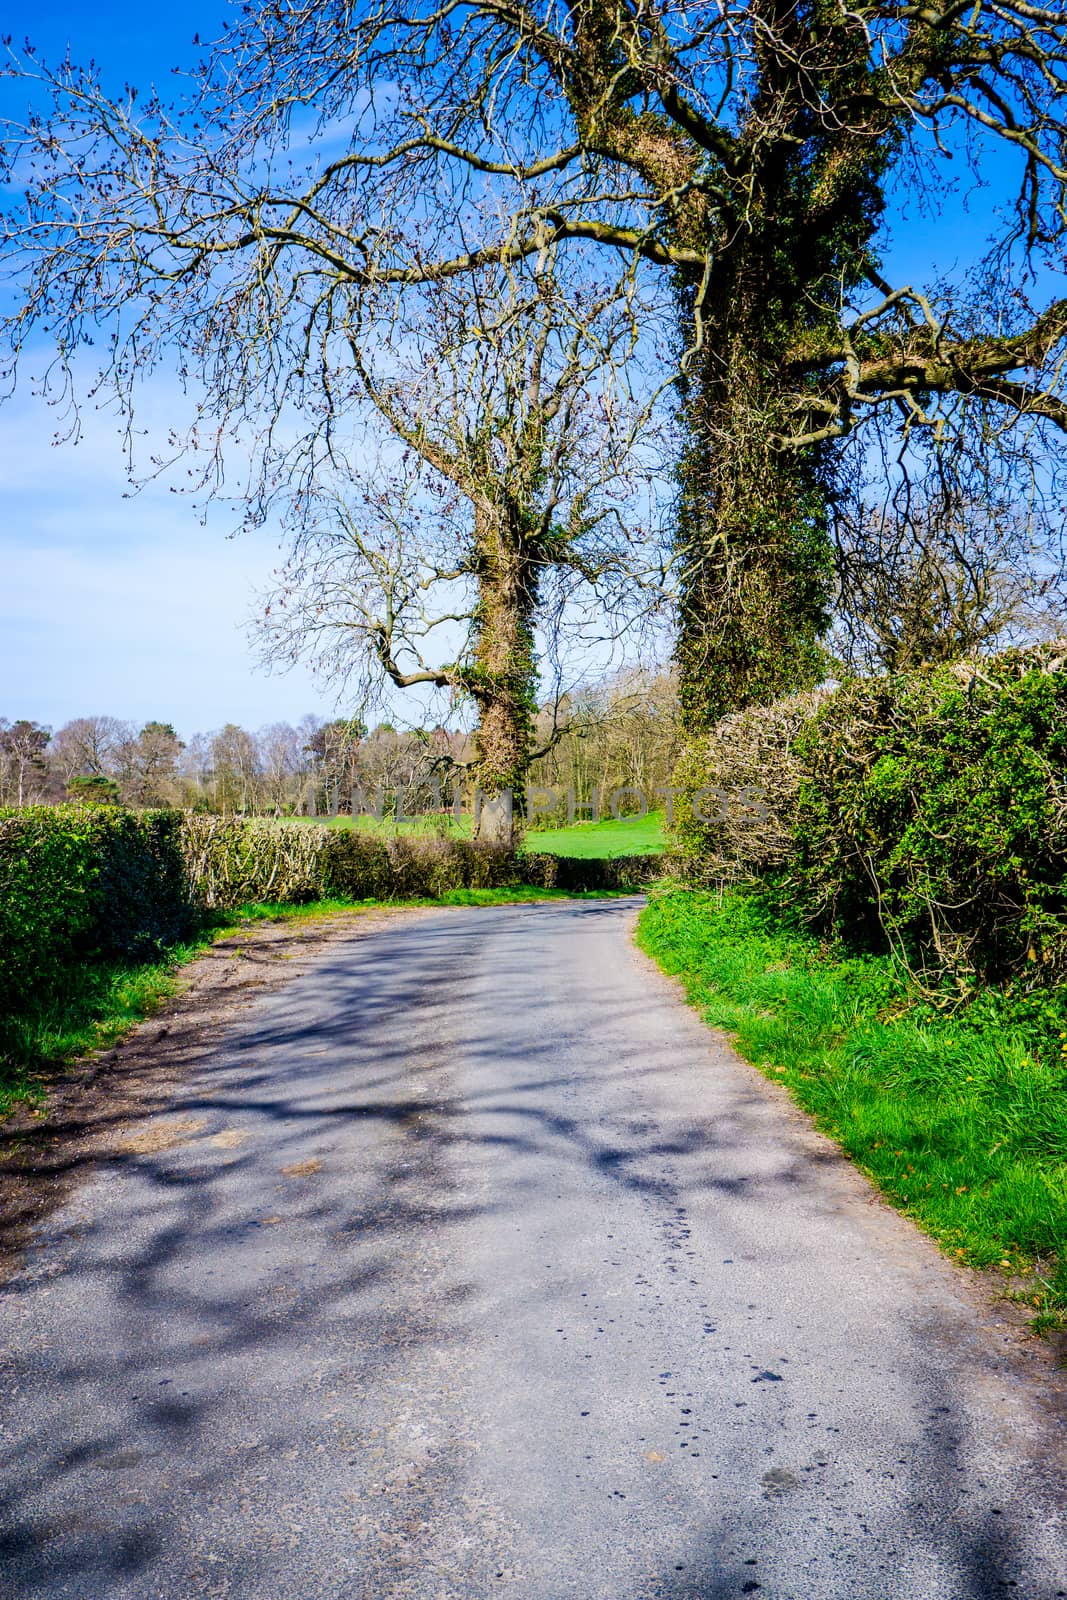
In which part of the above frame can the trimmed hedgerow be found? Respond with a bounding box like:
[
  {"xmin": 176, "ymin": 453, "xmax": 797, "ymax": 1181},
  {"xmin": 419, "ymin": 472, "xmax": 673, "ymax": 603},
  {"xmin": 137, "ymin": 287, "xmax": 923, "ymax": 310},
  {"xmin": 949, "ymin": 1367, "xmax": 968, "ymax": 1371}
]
[
  {"xmin": 179, "ymin": 817, "xmax": 521, "ymax": 905},
  {"xmin": 180, "ymin": 815, "xmax": 664, "ymax": 908},
  {"xmin": 0, "ymin": 806, "xmax": 195, "ymax": 1012},
  {"xmin": 179, "ymin": 815, "xmax": 328, "ymax": 907}
]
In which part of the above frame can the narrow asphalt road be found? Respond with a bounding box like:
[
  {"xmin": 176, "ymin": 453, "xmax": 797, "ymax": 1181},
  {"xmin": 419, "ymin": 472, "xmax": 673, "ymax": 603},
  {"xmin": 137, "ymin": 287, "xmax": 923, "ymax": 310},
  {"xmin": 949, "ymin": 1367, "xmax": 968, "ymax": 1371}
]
[{"xmin": 1, "ymin": 900, "xmax": 1064, "ymax": 1599}]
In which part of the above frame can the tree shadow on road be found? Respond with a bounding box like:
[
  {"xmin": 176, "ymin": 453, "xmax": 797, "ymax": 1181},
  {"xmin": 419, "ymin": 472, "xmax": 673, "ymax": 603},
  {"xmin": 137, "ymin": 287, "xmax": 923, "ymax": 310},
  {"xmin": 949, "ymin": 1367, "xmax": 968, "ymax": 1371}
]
[{"xmin": 1, "ymin": 902, "xmax": 1062, "ymax": 1597}]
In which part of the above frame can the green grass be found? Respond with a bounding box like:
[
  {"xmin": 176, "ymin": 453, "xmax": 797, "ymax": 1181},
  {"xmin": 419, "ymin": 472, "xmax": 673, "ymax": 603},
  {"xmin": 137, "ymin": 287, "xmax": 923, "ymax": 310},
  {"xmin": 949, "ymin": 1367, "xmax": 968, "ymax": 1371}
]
[
  {"xmin": 524, "ymin": 810, "xmax": 665, "ymax": 857},
  {"xmin": 286, "ymin": 812, "xmax": 475, "ymax": 837},
  {"xmin": 0, "ymin": 935, "xmax": 219, "ymax": 1119},
  {"xmin": 280, "ymin": 808, "xmax": 665, "ymax": 856},
  {"xmin": 637, "ymin": 885, "xmax": 1067, "ymax": 1331},
  {"xmin": 0, "ymin": 884, "xmax": 622, "ymax": 1119},
  {"xmin": 233, "ymin": 885, "xmax": 619, "ymax": 915}
]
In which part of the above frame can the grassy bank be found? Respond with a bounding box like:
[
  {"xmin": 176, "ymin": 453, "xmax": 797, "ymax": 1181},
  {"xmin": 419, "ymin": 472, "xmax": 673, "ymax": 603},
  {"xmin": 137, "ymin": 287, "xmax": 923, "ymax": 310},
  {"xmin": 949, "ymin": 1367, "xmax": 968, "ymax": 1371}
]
[
  {"xmin": 637, "ymin": 886, "xmax": 1067, "ymax": 1332},
  {"xmin": 0, "ymin": 885, "xmax": 621, "ymax": 1119},
  {"xmin": 0, "ymin": 929, "xmax": 224, "ymax": 1119}
]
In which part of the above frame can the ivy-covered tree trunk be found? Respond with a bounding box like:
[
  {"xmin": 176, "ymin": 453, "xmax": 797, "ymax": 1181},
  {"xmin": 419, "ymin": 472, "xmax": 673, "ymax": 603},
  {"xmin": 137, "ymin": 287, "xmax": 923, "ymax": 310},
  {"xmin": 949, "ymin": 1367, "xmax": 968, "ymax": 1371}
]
[
  {"xmin": 674, "ymin": 268, "xmax": 834, "ymax": 735},
  {"xmin": 664, "ymin": 3, "xmax": 890, "ymax": 735},
  {"xmin": 467, "ymin": 503, "xmax": 542, "ymax": 844}
]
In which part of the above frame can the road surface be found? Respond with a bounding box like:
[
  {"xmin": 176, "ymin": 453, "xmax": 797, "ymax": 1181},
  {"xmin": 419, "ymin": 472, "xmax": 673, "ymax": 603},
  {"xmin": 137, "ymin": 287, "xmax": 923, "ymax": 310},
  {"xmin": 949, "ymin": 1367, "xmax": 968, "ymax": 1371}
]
[{"xmin": 1, "ymin": 899, "xmax": 1064, "ymax": 1598}]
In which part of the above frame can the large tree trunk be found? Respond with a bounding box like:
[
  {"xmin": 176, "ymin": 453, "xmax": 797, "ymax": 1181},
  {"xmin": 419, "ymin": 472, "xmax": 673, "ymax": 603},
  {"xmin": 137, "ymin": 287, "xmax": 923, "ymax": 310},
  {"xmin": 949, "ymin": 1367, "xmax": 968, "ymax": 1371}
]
[
  {"xmin": 664, "ymin": 0, "xmax": 887, "ymax": 735},
  {"xmin": 673, "ymin": 237, "xmax": 834, "ymax": 736},
  {"xmin": 468, "ymin": 502, "xmax": 542, "ymax": 845}
]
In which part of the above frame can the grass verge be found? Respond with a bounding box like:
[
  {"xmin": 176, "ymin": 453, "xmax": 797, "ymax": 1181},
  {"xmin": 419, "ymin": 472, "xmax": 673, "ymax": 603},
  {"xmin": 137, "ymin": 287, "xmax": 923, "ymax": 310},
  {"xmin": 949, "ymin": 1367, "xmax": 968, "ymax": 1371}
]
[
  {"xmin": 0, "ymin": 933, "xmax": 221, "ymax": 1119},
  {"xmin": 636, "ymin": 885, "xmax": 1067, "ymax": 1334},
  {"xmin": 0, "ymin": 884, "xmax": 624, "ymax": 1118}
]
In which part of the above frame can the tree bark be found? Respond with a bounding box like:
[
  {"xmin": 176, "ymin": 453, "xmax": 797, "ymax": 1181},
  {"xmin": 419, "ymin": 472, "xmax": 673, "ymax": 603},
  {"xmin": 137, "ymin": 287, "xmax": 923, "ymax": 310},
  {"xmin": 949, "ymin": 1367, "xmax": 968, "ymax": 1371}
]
[
  {"xmin": 675, "ymin": 270, "xmax": 833, "ymax": 734},
  {"xmin": 467, "ymin": 502, "xmax": 542, "ymax": 845}
]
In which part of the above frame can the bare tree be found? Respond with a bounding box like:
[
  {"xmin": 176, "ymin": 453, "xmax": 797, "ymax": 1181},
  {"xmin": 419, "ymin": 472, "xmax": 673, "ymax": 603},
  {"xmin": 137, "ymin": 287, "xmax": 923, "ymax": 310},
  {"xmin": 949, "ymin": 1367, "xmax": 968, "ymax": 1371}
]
[
  {"xmin": 4, "ymin": 2, "xmax": 1067, "ymax": 736},
  {"xmin": 0, "ymin": 719, "xmax": 50, "ymax": 806},
  {"xmin": 833, "ymin": 499, "xmax": 1067, "ymax": 675},
  {"xmin": 209, "ymin": 723, "xmax": 260, "ymax": 814},
  {"xmin": 50, "ymin": 715, "xmax": 130, "ymax": 786},
  {"xmin": 301, "ymin": 718, "xmax": 367, "ymax": 814},
  {"xmin": 529, "ymin": 665, "xmax": 681, "ymax": 822},
  {"xmin": 256, "ymin": 721, "xmax": 309, "ymax": 814},
  {"xmin": 830, "ymin": 422, "xmax": 1067, "ymax": 672},
  {"xmin": 260, "ymin": 261, "xmax": 663, "ymax": 839}
]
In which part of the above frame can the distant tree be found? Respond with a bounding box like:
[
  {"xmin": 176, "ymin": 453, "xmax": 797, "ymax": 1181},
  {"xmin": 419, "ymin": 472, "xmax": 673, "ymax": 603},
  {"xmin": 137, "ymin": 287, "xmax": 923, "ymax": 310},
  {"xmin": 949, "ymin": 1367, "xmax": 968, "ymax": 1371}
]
[
  {"xmin": 350, "ymin": 726, "xmax": 450, "ymax": 817},
  {"xmin": 50, "ymin": 715, "xmax": 129, "ymax": 784},
  {"xmin": 0, "ymin": 719, "xmax": 51, "ymax": 806},
  {"xmin": 301, "ymin": 718, "xmax": 367, "ymax": 812},
  {"xmin": 209, "ymin": 723, "xmax": 260, "ymax": 813},
  {"xmin": 529, "ymin": 668, "xmax": 681, "ymax": 822},
  {"xmin": 176, "ymin": 731, "xmax": 213, "ymax": 809},
  {"xmin": 256, "ymin": 722, "xmax": 308, "ymax": 814},
  {"xmin": 117, "ymin": 721, "xmax": 184, "ymax": 806}
]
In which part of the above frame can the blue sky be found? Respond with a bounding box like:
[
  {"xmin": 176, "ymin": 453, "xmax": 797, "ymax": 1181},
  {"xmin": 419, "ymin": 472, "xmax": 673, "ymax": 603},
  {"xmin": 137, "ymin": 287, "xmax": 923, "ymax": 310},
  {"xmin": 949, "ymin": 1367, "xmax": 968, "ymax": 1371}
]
[
  {"xmin": 1, "ymin": 1, "xmax": 329, "ymax": 739},
  {"xmin": 0, "ymin": 3, "xmax": 1040, "ymax": 739}
]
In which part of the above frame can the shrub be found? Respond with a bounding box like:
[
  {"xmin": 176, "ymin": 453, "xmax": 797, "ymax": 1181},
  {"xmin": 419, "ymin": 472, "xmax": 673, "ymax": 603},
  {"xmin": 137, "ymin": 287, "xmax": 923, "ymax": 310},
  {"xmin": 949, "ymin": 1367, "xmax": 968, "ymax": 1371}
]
[
  {"xmin": 670, "ymin": 690, "xmax": 829, "ymax": 881},
  {"xmin": 0, "ymin": 806, "xmax": 194, "ymax": 1013},
  {"xmin": 518, "ymin": 852, "xmax": 664, "ymax": 891},
  {"xmin": 790, "ymin": 642, "xmax": 1067, "ymax": 984},
  {"xmin": 66, "ymin": 774, "xmax": 120, "ymax": 804},
  {"xmin": 179, "ymin": 815, "xmax": 328, "ymax": 907},
  {"xmin": 323, "ymin": 830, "xmax": 519, "ymax": 898}
]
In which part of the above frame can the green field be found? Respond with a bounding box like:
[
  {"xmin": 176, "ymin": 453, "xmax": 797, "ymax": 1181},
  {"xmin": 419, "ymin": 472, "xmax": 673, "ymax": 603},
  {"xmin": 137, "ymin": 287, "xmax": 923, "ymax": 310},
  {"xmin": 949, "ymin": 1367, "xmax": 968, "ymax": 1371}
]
[
  {"xmin": 288, "ymin": 809, "xmax": 666, "ymax": 856},
  {"xmin": 523, "ymin": 810, "xmax": 665, "ymax": 856}
]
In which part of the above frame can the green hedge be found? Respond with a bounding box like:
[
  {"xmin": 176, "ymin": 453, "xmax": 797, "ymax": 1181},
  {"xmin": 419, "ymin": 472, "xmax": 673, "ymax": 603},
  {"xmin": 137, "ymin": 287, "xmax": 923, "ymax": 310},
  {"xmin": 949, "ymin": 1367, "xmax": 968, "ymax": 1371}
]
[
  {"xmin": 518, "ymin": 851, "xmax": 664, "ymax": 893},
  {"xmin": 0, "ymin": 807, "xmax": 665, "ymax": 1033},
  {"xmin": 0, "ymin": 806, "xmax": 195, "ymax": 1012},
  {"xmin": 790, "ymin": 646, "xmax": 1067, "ymax": 984}
]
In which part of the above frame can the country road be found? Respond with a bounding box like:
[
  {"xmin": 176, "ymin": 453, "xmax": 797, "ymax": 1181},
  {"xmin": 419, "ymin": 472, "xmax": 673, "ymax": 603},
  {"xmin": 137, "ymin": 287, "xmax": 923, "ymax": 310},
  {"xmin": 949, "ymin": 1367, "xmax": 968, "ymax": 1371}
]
[{"xmin": 0, "ymin": 899, "xmax": 1063, "ymax": 1599}]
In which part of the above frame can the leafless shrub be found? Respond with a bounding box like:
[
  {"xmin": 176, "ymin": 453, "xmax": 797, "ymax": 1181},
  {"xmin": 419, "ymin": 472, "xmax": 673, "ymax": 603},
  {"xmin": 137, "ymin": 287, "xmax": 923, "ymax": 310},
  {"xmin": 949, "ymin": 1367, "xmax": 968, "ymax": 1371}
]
[{"xmin": 672, "ymin": 690, "xmax": 832, "ymax": 882}]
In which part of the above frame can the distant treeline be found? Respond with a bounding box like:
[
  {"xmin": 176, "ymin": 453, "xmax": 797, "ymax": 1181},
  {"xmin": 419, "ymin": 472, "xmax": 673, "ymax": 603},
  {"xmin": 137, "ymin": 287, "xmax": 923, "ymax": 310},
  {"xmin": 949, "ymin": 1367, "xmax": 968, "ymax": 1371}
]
[{"xmin": 1, "ymin": 668, "xmax": 680, "ymax": 824}]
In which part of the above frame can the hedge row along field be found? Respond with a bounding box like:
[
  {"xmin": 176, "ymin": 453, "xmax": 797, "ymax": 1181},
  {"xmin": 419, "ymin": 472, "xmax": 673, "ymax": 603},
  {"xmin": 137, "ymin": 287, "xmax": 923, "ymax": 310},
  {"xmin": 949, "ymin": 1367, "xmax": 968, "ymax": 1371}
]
[
  {"xmin": 676, "ymin": 639, "xmax": 1067, "ymax": 991},
  {"xmin": 0, "ymin": 807, "xmax": 195, "ymax": 1016},
  {"xmin": 180, "ymin": 815, "xmax": 662, "ymax": 906},
  {"xmin": 0, "ymin": 807, "xmax": 662, "ymax": 1086}
]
